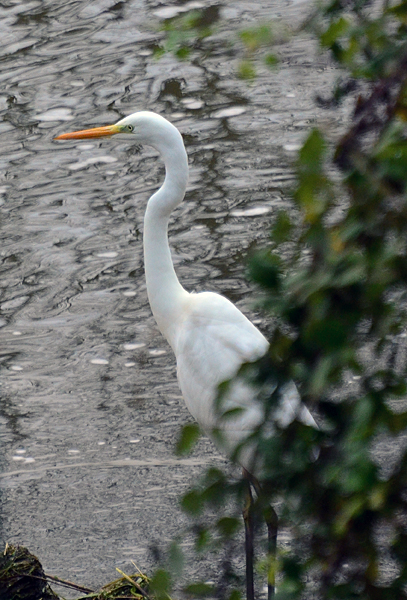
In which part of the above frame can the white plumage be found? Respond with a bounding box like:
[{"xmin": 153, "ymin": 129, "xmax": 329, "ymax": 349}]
[{"xmin": 55, "ymin": 111, "xmax": 315, "ymax": 475}]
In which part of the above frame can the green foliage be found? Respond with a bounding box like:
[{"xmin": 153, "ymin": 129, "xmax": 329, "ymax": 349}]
[
  {"xmin": 239, "ymin": 25, "xmax": 276, "ymax": 51},
  {"xmin": 154, "ymin": 10, "xmax": 284, "ymax": 78},
  {"xmin": 237, "ymin": 24, "xmax": 283, "ymax": 79},
  {"xmin": 236, "ymin": 25, "xmax": 285, "ymax": 79},
  {"xmin": 153, "ymin": 1, "xmax": 407, "ymax": 599},
  {"xmin": 149, "ymin": 569, "xmax": 172, "ymax": 600},
  {"xmin": 153, "ymin": 6, "xmax": 220, "ymax": 60},
  {"xmin": 175, "ymin": 422, "xmax": 200, "ymax": 456},
  {"xmin": 311, "ymin": 0, "xmax": 407, "ymax": 80},
  {"xmin": 237, "ymin": 60, "xmax": 257, "ymax": 81},
  {"xmin": 184, "ymin": 582, "xmax": 216, "ymax": 597},
  {"xmin": 238, "ymin": 1, "xmax": 407, "ymax": 596}
]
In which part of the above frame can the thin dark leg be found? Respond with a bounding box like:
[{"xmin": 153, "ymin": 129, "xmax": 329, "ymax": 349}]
[
  {"xmin": 264, "ymin": 505, "xmax": 278, "ymax": 600},
  {"xmin": 247, "ymin": 474, "xmax": 278, "ymax": 600},
  {"xmin": 242, "ymin": 470, "xmax": 255, "ymax": 600}
]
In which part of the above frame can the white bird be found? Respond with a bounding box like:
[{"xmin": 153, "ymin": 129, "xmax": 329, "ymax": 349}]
[{"xmin": 55, "ymin": 111, "xmax": 316, "ymax": 599}]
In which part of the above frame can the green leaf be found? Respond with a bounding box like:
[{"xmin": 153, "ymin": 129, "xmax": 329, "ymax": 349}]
[
  {"xmin": 388, "ymin": 1, "xmax": 407, "ymax": 20},
  {"xmin": 176, "ymin": 422, "xmax": 201, "ymax": 456},
  {"xmin": 175, "ymin": 46, "xmax": 191, "ymax": 60},
  {"xmin": 237, "ymin": 60, "xmax": 256, "ymax": 80},
  {"xmin": 168, "ymin": 541, "xmax": 184, "ymax": 578},
  {"xmin": 228, "ymin": 591, "xmax": 243, "ymax": 600},
  {"xmin": 216, "ymin": 516, "xmax": 240, "ymax": 538},
  {"xmin": 184, "ymin": 582, "xmax": 216, "ymax": 597},
  {"xmin": 265, "ymin": 53, "xmax": 278, "ymax": 68},
  {"xmin": 333, "ymin": 496, "xmax": 365, "ymax": 536},
  {"xmin": 239, "ymin": 25, "xmax": 274, "ymax": 51},
  {"xmin": 270, "ymin": 211, "xmax": 292, "ymax": 244},
  {"xmin": 249, "ymin": 250, "xmax": 282, "ymax": 289},
  {"xmin": 153, "ymin": 46, "xmax": 165, "ymax": 59},
  {"xmin": 195, "ymin": 526, "xmax": 211, "ymax": 552},
  {"xmin": 320, "ymin": 17, "xmax": 351, "ymax": 48},
  {"xmin": 298, "ymin": 128, "xmax": 326, "ymax": 173},
  {"xmin": 181, "ymin": 489, "xmax": 204, "ymax": 516},
  {"xmin": 149, "ymin": 568, "xmax": 172, "ymax": 600},
  {"xmin": 219, "ymin": 407, "xmax": 245, "ymax": 420}
]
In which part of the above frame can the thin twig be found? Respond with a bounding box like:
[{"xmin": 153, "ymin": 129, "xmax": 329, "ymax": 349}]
[
  {"xmin": 45, "ymin": 573, "xmax": 95, "ymax": 594},
  {"xmin": 11, "ymin": 571, "xmax": 95, "ymax": 594}
]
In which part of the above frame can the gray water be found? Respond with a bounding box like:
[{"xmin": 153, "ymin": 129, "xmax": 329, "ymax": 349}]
[{"xmin": 0, "ymin": 0, "xmax": 346, "ymax": 595}]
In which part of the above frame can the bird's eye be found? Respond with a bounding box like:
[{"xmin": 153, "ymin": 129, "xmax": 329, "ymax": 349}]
[{"xmin": 127, "ymin": 125, "xmax": 133, "ymax": 132}]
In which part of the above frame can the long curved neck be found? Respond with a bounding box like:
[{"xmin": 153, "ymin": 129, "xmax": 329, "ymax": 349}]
[{"xmin": 143, "ymin": 127, "xmax": 189, "ymax": 349}]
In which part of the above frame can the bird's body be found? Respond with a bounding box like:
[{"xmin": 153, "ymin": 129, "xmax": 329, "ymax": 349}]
[
  {"xmin": 174, "ymin": 290, "xmax": 268, "ymax": 460},
  {"xmin": 55, "ymin": 111, "xmax": 315, "ymax": 473},
  {"xmin": 130, "ymin": 112, "xmax": 273, "ymax": 470},
  {"xmin": 55, "ymin": 110, "xmax": 316, "ymax": 599}
]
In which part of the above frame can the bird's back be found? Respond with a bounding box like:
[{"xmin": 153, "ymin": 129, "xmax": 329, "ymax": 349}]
[
  {"xmin": 175, "ymin": 291, "xmax": 267, "ymax": 469},
  {"xmin": 174, "ymin": 291, "xmax": 316, "ymax": 473}
]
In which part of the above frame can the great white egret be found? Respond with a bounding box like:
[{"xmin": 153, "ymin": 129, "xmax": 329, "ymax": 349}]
[{"xmin": 55, "ymin": 111, "xmax": 316, "ymax": 600}]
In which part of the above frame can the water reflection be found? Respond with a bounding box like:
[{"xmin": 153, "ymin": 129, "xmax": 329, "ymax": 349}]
[{"xmin": 0, "ymin": 0, "xmax": 340, "ymax": 592}]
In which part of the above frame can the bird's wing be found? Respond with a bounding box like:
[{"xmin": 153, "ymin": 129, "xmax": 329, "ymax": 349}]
[
  {"xmin": 175, "ymin": 291, "xmax": 269, "ymax": 432},
  {"xmin": 174, "ymin": 292, "xmax": 316, "ymax": 473}
]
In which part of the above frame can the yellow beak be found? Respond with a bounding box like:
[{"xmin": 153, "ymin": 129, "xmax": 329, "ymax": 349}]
[{"xmin": 54, "ymin": 123, "xmax": 121, "ymax": 140}]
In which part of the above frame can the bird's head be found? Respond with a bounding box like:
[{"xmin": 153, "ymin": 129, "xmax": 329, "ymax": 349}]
[{"xmin": 54, "ymin": 111, "xmax": 182, "ymax": 154}]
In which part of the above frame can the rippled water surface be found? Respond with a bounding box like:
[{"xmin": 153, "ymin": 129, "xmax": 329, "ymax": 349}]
[{"xmin": 0, "ymin": 0, "xmax": 347, "ymax": 594}]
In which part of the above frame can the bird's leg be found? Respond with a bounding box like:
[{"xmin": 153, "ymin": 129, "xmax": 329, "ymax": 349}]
[
  {"xmin": 263, "ymin": 504, "xmax": 278, "ymax": 600},
  {"xmin": 242, "ymin": 469, "xmax": 255, "ymax": 600},
  {"xmin": 248, "ymin": 474, "xmax": 278, "ymax": 600}
]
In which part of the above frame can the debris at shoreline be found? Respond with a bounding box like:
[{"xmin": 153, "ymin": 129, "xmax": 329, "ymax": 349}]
[{"xmin": 0, "ymin": 544, "xmax": 154, "ymax": 600}]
